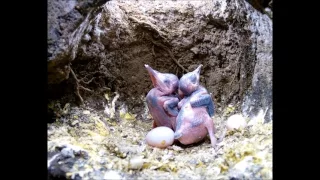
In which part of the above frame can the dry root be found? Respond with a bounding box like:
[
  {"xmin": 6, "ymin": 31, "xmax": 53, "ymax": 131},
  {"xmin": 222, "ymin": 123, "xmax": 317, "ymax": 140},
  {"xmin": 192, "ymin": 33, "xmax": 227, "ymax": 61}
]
[{"xmin": 70, "ymin": 67, "xmax": 95, "ymax": 105}]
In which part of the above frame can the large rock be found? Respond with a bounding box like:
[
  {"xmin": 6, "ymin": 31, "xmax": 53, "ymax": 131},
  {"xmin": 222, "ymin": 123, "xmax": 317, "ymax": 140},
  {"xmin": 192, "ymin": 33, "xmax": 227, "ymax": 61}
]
[
  {"xmin": 47, "ymin": 0, "xmax": 272, "ymax": 120},
  {"xmin": 241, "ymin": 2, "xmax": 272, "ymax": 123},
  {"xmin": 48, "ymin": 0, "xmax": 109, "ymax": 84}
]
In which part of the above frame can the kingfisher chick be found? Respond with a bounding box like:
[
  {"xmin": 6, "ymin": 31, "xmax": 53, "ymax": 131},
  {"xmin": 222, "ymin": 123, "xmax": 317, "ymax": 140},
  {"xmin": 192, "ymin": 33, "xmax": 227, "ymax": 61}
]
[
  {"xmin": 174, "ymin": 64, "xmax": 217, "ymax": 147},
  {"xmin": 145, "ymin": 64, "xmax": 179, "ymax": 130}
]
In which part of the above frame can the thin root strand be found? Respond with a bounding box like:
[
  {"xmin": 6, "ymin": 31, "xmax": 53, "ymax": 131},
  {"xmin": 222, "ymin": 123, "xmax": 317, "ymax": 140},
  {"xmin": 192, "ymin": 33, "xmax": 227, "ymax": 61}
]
[{"xmin": 70, "ymin": 67, "xmax": 93, "ymax": 105}]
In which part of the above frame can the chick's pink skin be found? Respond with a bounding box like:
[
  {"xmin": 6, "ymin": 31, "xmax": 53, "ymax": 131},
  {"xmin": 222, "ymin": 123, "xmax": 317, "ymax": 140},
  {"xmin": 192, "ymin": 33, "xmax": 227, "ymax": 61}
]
[
  {"xmin": 175, "ymin": 64, "xmax": 217, "ymax": 147},
  {"xmin": 178, "ymin": 86, "xmax": 208, "ymax": 110},
  {"xmin": 145, "ymin": 64, "xmax": 179, "ymax": 130},
  {"xmin": 175, "ymin": 103, "xmax": 217, "ymax": 147}
]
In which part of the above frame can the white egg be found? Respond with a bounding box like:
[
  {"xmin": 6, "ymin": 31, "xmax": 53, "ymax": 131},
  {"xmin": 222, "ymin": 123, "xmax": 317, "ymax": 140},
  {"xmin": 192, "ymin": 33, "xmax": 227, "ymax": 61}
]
[
  {"xmin": 146, "ymin": 126, "xmax": 174, "ymax": 148},
  {"xmin": 226, "ymin": 114, "xmax": 247, "ymax": 130}
]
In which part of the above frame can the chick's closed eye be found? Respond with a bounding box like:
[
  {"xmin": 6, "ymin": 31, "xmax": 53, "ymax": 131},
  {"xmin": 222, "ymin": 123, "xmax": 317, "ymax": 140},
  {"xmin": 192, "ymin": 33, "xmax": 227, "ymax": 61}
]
[{"xmin": 190, "ymin": 75, "xmax": 197, "ymax": 84}]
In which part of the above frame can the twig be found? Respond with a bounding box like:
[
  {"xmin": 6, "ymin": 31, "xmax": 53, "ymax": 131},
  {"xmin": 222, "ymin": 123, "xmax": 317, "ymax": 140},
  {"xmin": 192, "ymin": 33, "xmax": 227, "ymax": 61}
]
[
  {"xmin": 111, "ymin": 92, "xmax": 120, "ymax": 114},
  {"xmin": 106, "ymin": 92, "xmax": 120, "ymax": 119}
]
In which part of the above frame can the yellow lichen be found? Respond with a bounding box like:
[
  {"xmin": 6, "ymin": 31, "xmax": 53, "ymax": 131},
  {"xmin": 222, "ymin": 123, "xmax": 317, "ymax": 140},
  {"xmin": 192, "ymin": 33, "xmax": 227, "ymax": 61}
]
[
  {"xmin": 219, "ymin": 163, "xmax": 229, "ymax": 172},
  {"xmin": 84, "ymin": 130, "xmax": 101, "ymax": 137},
  {"xmin": 142, "ymin": 162, "xmax": 151, "ymax": 169},
  {"xmin": 224, "ymin": 106, "xmax": 235, "ymax": 116},
  {"xmin": 104, "ymin": 93, "xmax": 110, "ymax": 101},
  {"xmin": 120, "ymin": 111, "xmax": 126, "ymax": 119},
  {"xmin": 158, "ymin": 162, "xmax": 178, "ymax": 172},
  {"xmin": 92, "ymin": 116, "xmax": 109, "ymax": 136},
  {"xmin": 196, "ymin": 161, "xmax": 204, "ymax": 168},
  {"xmin": 168, "ymin": 163, "xmax": 178, "ymax": 172},
  {"xmin": 123, "ymin": 113, "xmax": 136, "ymax": 121},
  {"xmin": 253, "ymin": 156, "xmax": 262, "ymax": 164},
  {"xmin": 105, "ymin": 118, "xmax": 117, "ymax": 126}
]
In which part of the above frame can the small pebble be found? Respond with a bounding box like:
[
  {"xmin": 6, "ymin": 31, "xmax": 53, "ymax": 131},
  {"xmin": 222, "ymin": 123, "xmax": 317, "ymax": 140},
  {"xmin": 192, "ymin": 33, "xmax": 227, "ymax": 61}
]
[
  {"xmin": 104, "ymin": 171, "xmax": 122, "ymax": 180},
  {"xmin": 171, "ymin": 145, "xmax": 183, "ymax": 151},
  {"xmin": 71, "ymin": 120, "xmax": 79, "ymax": 126},
  {"xmin": 83, "ymin": 110, "xmax": 90, "ymax": 115},
  {"xmin": 226, "ymin": 114, "xmax": 247, "ymax": 130},
  {"xmin": 129, "ymin": 156, "xmax": 144, "ymax": 170},
  {"xmin": 98, "ymin": 150, "xmax": 106, "ymax": 156},
  {"xmin": 146, "ymin": 126, "xmax": 174, "ymax": 148},
  {"xmin": 61, "ymin": 147, "xmax": 75, "ymax": 158}
]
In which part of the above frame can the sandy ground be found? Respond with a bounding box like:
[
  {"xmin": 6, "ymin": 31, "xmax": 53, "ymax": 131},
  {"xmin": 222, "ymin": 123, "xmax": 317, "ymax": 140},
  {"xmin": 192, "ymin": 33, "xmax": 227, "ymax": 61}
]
[{"xmin": 48, "ymin": 100, "xmax": 272, "ymax": 179}]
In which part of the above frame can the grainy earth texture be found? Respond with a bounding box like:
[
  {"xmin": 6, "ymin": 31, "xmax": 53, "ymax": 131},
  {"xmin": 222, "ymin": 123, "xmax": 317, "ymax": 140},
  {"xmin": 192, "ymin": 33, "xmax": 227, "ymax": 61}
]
[
  {"xmin": 48, "ymin": 103, "xmax": 272, "ymax": 179},
  {"xmin": 48, "ymin": 0, "xmax": 272, "ymax": 179}
]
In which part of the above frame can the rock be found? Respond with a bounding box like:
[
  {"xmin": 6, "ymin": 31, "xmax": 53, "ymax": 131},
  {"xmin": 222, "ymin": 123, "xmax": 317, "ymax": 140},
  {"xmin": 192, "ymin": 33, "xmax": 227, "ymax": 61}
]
[
  {"xmin": 48, "ymin": 144, "xmax": 89, "ymax": 179},
  {"xmin": 61, "ymin": 147, "xmax": 75, "ymax": 158},
  {"xmin": 82, "ymin": 34, "xmax": 91, "ymax": 42},
  {"xmin": 190, "ymin": 47, "xmax": 199, "ymax": 54},
  {"xmin": 48, "ymin": 0, "xmax": 273, "ymax": 119},
  {"xmin": 241, "ymin": 4, "xmax": 273, "ymax": 123},
  {"xmin": 228, "ymin": 156, "xmax": 264, "ymax": 180},
  {"xmin": 91, "ymin": 170, "xmax": 105, "ymax": 180},
  {"xmin": 71, "ymin": 120, "xmax": 79, "ymax": 126},
  {"xmin": 83, "ymin": 110, "xmax": 90, "ymax": 115},
  {"xmin": 98, "ymin": 149, "xmax": 106, "ymax": 156},
  {"xmin": 48, "ymin": 154, "xmax": 77, "ymax": 179},
  {"xmin": 47, "ymin": 0, "xmax": 110, "ymax": 84}
]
